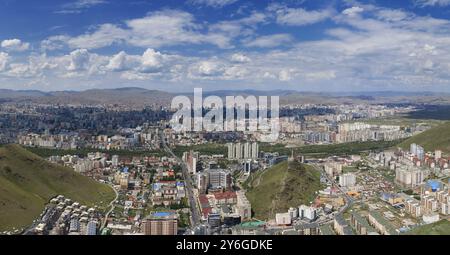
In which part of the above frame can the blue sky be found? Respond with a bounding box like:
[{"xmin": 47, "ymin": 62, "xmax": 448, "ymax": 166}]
[{"xmin": 1, "ymin": 0, "xmax": 450, "ymax": 92}]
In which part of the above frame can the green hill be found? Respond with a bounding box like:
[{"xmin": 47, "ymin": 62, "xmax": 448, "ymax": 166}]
[
  {"xmin": 0, "ymin": 144, "xmax": 115, "ymax": 232},
  {"xmin": 405, "ymin": 220, "xmax": 450, "ymax": 235},
  {"xmin": 398, "ymin": 122, "xmax": 450, "ymax": 154},
  {"xmin": 245, "ymin": 160, "xmax": 322, "ymax": 220}
]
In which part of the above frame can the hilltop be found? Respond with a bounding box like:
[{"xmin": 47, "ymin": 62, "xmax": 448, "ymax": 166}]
[
  {"xmin": 398, "ymin": 122, "xmax": 450, "ymax": 154},
  {"xmin": 245, "ymin": 160, "xmax": 322, "ymax": 220},
  {"xmin": 0, "ymin": 144, "xmax": 115, "ymax": 232}
]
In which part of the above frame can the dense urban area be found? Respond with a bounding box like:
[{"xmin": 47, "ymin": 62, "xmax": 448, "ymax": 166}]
[{"xmin": 1, "ymin": 93, "xmax": 449, "ymax": 236}]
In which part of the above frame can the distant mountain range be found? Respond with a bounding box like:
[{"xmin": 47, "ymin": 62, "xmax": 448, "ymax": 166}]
[{"xmin": 1, "ymin": 87, "xmax": 450, "ymax": 107}]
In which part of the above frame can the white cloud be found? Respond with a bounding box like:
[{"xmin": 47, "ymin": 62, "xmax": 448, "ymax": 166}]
[
  {"xmin": 190, "ymin": 61, "xmax": 224, "ymax": 77},
  {"xmin": 67, "ymin": 49, "xmax": 91, "ymax": 71},
  {"xmin": 106, "ymin": 51, "xmax": 138, "ymax": 71},
  {"xmin": 4, "ymin": 3, "xmax": 450, "ymax": 91},
  {"xmin": 223, "ymin": 66, "xmax": 249, "ymax": 79},
  {"xmin": 209, "ymin": 12, "xmax": 267, "ymax": 39},
  {"xmin": 140, "ymin": 49, "xmax": 165, "ymax": 73},
  {"xmin": 0, "ymin": 52, "xmax": 9, "ymax": 71},
  {"xmin": 1, "ymin": 39, "xmax": 30, "ymax": 52},
  {"xmin": 305, "ymin": 71, "xmax": 336, "ymax": 80},
  {"xmin": 244, "ymin": 34, "xmax": 293, "ymax": 48},
  {"xmin": 274, "ymin": 7, "xmax": 333, "ymax": 26},
  {"xmin": 376, "ymin": 9, "xmax": 410, "ymax": 22},
  {"xmin": 278, "ymin": 69, "xmax": 296, "ymax": 81},
  {"xmin": 342, "ymin": 6, "xmax": 364, "ymax": 17},
  {"xmin": 56, "ymin": 0, "xmax": 107, "ymax": 14},
  {"xmin": 230, "ymin": 53, "xmax": 251, "ymax": 63},
  {"xmin": 47, "ymin": 10, "xmax": 234, "ymax": 50},
  {"xmin": 189, "ymin": 0, "xmax": 238, "ymax": 8},
  {"xmin": 415, "ymin": 0, "xmax": 450, "ymax": 7},
  {"xmin": 64, "ymin": 24, "xmax": 127, "ymax": 49}
]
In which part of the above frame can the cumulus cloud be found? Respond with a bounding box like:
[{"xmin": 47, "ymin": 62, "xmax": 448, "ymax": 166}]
[
  {"xmin": 190, "ymin": 61, "xmax": 224, "ymax": 77},
  {"xmin": 140, "ymin": 49, "xmax": 166, "ymax": 73},
  {"xmin": 1, "ymin": 39, "xmax": 30, "ymax": 51},
  {"xmin": 67, "ymin": 49, "xmax": 91, "ymax": 71},
  {"xmin": 278, "ymin": 69, "xmax": 293, "ymax": 81},
  {"xmin": 4, "ymin": 3, "xmax": 450, "ymax": 91},
  {"xmin": 106, "ymin": 51, "xmax": 138, "ymax": 71},
  {"xmin": 230, "ymin": 53, "xmax": 251, "ymax": 63}
]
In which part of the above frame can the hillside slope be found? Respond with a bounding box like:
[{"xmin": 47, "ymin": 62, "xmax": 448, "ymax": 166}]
[
  {"xmin": 245, "ymin": 160, "xmax": 322, "ymax": 220},
  {"xmin": 0, "ymin": 144, "xmax": 115, "ymax": 232},
  {"xmin": 398, "ymin": 122, "xmax": 450, "ymax": 154},
  {"xmin": 406, "ymin": 220, "xmax": 450, "ymax": 235}
]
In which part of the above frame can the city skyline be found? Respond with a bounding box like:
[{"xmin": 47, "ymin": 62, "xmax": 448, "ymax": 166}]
[{"xmin": 1, "ymin": 0, "xmax": 450, "ymax": 92}]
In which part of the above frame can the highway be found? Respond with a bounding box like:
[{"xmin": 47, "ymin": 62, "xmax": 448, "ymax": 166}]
[{"xmin": 160, "ymin": 131, "xmax": 202, "ymax": 228}]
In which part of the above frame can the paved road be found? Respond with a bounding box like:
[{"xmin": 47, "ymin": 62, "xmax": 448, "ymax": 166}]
[
  {"xmin": 312, "ymin": 163, "xmax": 354, "ymax": 216},
  {"xmin": 101, "ymin": 185, "xmax": 119, "ymax": 229},
  {"xmin": 160, "ymin": 131, "xmax": 202, "ymax": 227}
]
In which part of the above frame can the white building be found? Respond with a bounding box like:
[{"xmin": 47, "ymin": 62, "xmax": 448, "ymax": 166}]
[
  {"xmin": 276, "ymin": 213, "xmax": 292, "ymax": 225},
  {"xmin": 298, "ymin": 205, "xmax": 317, "ymax": 221},
  {"xmin": 227, "ymin": 142, "xmax": 259, "ymax": 160},
  {"xmin": 422, "ymin": 213, "xmax": 440, "ymax": 224},
  {"xmin": 395, "ymin": 167, "xmax": 428, "ymax": 188},
  {"xmin": 339, "ymin": 173, "xmax": 356, "ymax": 188}
]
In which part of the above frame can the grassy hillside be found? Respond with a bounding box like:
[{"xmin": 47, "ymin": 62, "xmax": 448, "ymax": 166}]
[
  {"xmin": 245, "ymin": 160, "xmax": 322, "ymax": 220},
  {"xmin": 398, "ymin": 122, "xmax": 450, "ymax": 154},
  {"xmin": 0, "ymin": 144, "xmax": 115, "ymax": 232},
  {"xmin": 173, "ymin": 143, "xmax": 226, "ymax": 157},
  {"xmin": 260, "ymin": 139, "xmax": 403, "ymax": 157},
  {"xmin": 406, "ymin": 220, "xmax": 450, "ymax": 235}
]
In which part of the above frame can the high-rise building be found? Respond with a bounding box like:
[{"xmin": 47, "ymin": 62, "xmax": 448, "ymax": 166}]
[
  {"xmin": 410, "ymin": 143, "xmax": 425, "ymax": 160},
  {"xmin": 243, "ymin": 160, "xmax": 252, "ymax": 174},
  {"xmin": 196, "ymin": 172, "xmax": 208, "ymax": 194},
  {"xmin": 208, "ymin": 169, "xmax": 231, "ymax": 190},
  {"xmin": 395, "ymin": 167, "xmax": 428, "ymax": 188},
  {"xmin": 227, "ymin": 142, "xmax": 259, "ymax": 160},
  {"xmin": 142, "ymin": 212, "xmax": 178, "ymax": 235},
  {"xmin": 183, "ymin": 150, "xmax": 198, "ymax": 174},
  {"xmin": 339, "ymin": 173, "xmax": 356, "ymax": 187},
  {"xmin": 298, "ymin": 205, "xmax": 317, "ymax": 221},
  {"xmin": 86, "ymin": 221, "xmax": 97, "ymax": 235},
  {"xmin": 208, "ymin": 213, "xmax": 221, "ymax": 228},
  {"xmin": 111, "ymin": 155, "xmax": 119, "ymax": 167}
]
